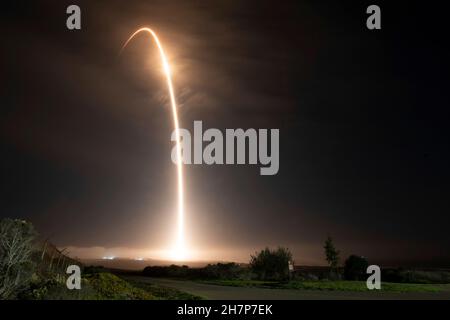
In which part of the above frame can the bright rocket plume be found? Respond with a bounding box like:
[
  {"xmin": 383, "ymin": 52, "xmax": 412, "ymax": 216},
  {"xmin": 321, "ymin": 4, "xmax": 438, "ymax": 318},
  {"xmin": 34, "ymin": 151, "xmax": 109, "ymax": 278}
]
[{"xmin": 120, "ymin": 28, "xmax": 186, "ymax": 260}]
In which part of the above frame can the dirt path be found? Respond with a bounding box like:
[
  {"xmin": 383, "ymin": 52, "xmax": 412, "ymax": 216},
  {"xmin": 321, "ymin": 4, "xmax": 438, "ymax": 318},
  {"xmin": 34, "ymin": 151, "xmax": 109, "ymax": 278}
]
[{"xmin": 124, "ymin": 276, "xmax": 450, "ymax": 300}]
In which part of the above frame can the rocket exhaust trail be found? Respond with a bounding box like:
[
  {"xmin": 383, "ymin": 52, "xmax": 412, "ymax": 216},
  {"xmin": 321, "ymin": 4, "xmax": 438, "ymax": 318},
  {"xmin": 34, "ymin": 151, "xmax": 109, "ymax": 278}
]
[{"xmin": 120, "ymin": 28, "xmax": 185, "ymax": 259}]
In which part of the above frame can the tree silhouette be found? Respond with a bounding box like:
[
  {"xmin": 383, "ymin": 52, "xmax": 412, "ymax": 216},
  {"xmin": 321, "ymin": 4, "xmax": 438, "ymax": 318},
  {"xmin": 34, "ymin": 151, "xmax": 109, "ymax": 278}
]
[{"xmin": 324, "ymin": 236, "xmax": 340, "ymax": 270}]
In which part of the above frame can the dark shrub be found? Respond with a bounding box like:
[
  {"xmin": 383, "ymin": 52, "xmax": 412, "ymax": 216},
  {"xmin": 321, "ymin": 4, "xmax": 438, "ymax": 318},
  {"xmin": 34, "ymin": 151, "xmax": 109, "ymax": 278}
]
[
  {"xmin": 250, "ymin": 247, "xmax": 293, "ymax": 281},
  {"xmin": 344, "ymin": 255, "xmax": 369, "ymax": 280},
  {"xmin": 84, "ymin": 265, "xmax": 106, "ymax": 275},
  {"xmin": 143, "ymin": 264, "xmax": 189, "ymax": 278},
  {"xmin": 382, "ymin": 268, "xmax": 404, "ymax": 283},
  {"xmin": 203, "ymin": 263, "xmax": 243, "ymax": 279},
  {"xmin": 142, "ymin": 263, "xmax": 246, "ymax": 280}
]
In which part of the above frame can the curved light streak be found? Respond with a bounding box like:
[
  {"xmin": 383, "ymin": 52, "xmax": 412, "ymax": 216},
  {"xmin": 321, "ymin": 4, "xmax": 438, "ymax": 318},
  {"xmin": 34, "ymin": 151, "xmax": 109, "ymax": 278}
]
[{"xmin": 120, "ymin": 28, "xmax": 185, "ymax": 259}]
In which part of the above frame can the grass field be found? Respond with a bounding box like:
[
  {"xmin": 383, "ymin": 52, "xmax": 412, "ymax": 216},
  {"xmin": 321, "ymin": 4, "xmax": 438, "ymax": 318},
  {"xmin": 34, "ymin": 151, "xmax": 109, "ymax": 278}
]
[
  {"xmin": 200, "ymin": 279, "xmax": 443, "ymax": 293},
  {"xmin": 22, "ymin": 272, "xmax": 202, "ymax": 300},
  {"xmin": 124, "ymin": 277, "xmax": 203, "ymax": 300}
]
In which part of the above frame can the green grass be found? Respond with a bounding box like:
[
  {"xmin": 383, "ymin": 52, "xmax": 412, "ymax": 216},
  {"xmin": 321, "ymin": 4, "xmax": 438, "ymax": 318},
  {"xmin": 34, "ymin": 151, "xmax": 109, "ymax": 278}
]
[
  {"xmin": 21, "ymin": 277, "xmax": 98, "ymax": 300},
  {"xmin": 201, "ymin": 279, "xmax": 279, "ymax": 288},
  {"xmin": 85, "ymin": 273, "xmax": 155, "ymax": 299},
  {"xmin": 284, "ymin": 281, "xmax": 441, "ymax": 292},
  {"xmin": 23, "ymin": 272, "xmax": 202, "ymax": 300},
  {"xmin": 201, "ymin": 279, "xmax": 442, "ymax": 293},
  {"xmin": 124, "ymin": 278, "xmax": 203, "ymax": 300}
]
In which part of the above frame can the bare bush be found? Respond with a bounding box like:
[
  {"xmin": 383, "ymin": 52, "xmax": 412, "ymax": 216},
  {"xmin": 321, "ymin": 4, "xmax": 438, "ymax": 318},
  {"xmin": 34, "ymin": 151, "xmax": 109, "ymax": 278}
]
[{"xmin": 0, "ymin": 219, "xmax": 36, "ymax": 299}]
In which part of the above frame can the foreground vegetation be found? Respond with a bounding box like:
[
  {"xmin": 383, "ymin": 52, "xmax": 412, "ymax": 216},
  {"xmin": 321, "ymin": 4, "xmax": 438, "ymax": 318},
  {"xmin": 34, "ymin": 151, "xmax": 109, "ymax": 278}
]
[
  {"xmin": 22, "ymin": 273, "xmax": 151, "ymax": 300},
  {"xmin": 0, "ymin": 218, "xmax": 201, "ymax": 300},
  {"xmin": 20, "ymin": 272, "xmax": 202, "ymax": 300}
]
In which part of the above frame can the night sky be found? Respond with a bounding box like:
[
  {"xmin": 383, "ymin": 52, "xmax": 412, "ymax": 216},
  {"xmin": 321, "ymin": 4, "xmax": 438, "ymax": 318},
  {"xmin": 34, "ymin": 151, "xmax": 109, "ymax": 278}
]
[{"xmin": 2, "ymin": 1, "xmax": 450, "ymax": 266}]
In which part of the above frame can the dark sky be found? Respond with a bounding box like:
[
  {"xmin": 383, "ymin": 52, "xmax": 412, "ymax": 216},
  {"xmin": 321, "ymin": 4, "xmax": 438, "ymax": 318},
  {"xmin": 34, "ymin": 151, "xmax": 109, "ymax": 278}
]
[{"xmin": 2, "ymin": 0, "xmax": 450, "ymax": 266}]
